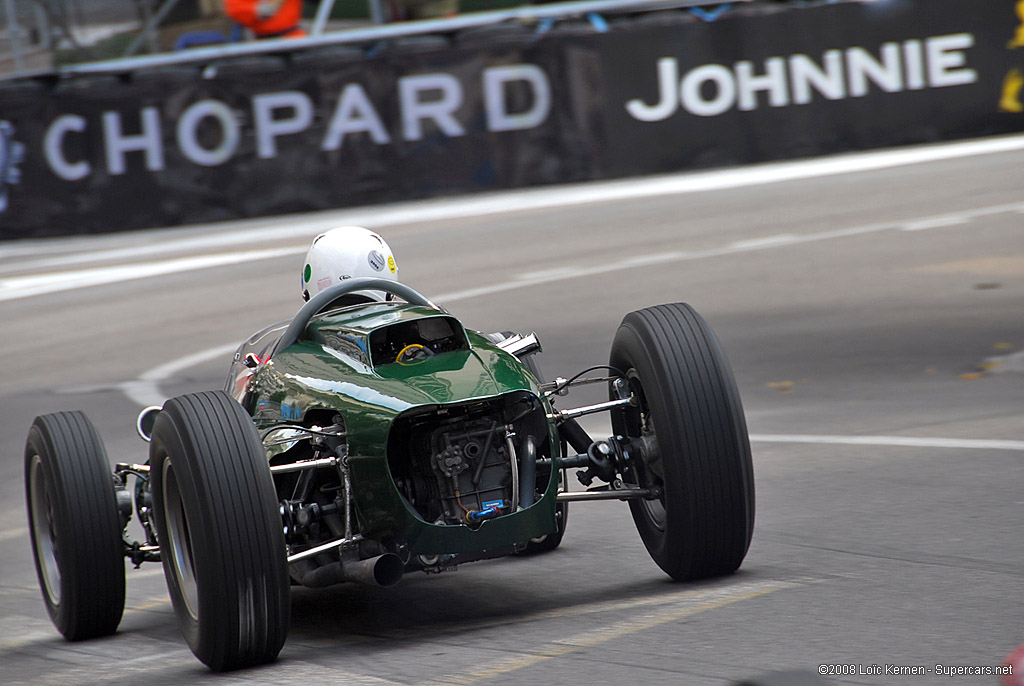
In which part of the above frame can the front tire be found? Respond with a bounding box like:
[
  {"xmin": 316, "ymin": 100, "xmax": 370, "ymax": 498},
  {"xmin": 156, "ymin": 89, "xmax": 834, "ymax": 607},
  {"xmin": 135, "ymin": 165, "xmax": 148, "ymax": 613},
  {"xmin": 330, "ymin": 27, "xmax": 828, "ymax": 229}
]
[
  {"xmin": 24, "ymin": 411, "xmax": 125, "ymax": 640},
  {"xmin": 610, "ymin": 303, "xmax": 754, "ymax": 581},
  {"xmin": 149, "ymin": 391, "xmax": 290, "ymax": 671}
]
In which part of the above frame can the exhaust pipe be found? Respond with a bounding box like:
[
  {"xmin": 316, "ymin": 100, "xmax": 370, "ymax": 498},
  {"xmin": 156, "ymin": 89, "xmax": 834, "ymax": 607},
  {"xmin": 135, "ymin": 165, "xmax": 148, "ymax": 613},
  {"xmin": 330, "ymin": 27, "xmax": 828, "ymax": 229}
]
[
  {"xmin": 340, "ymin": 553, "xmax": 404, "ymax": 587},
  {"xmin": 296, "ymin": 553, "xmax": 404, "ymax": 588}
]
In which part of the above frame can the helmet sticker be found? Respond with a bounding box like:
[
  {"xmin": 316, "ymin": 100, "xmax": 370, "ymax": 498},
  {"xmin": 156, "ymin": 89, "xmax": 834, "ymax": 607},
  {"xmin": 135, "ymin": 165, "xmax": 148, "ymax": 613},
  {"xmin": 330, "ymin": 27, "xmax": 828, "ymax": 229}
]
[
  {"xmin": 303, "ymin": 264, "xmax": 312, "ymax": 282},
  {"xmin": 368, "ymin": 250, "xmax": 386, "ymax": 271},
  {"xmin": 317, "ymin": 276, "xmax": 332, "ymax": 291},
  {"xmin": 388, "ymin": 256, "xmax": 396, "ymax": 274}
]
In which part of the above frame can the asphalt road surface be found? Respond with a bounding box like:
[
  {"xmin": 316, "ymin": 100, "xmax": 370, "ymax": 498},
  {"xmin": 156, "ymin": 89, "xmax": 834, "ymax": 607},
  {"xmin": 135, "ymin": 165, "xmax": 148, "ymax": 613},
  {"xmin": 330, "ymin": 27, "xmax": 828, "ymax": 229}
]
[{"xmin": 1, "ymin": 136, "xmax": 1022, "ymax": 685}]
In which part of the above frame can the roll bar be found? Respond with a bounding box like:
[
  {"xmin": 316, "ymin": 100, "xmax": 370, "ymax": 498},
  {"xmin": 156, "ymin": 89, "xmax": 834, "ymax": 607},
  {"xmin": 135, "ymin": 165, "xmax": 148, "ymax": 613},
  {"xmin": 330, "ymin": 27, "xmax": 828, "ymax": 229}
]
[{"xmin": 274, "ymin": 278, "xmax": 437, "ymax": 354}]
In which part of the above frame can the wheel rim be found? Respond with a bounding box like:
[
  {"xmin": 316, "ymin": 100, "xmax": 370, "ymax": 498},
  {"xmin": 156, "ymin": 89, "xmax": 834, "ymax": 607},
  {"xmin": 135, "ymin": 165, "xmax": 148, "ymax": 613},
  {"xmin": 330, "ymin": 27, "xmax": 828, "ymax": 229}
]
[
  {"xmin": 625, "ymin": 370, "xmax": 667, "ymax": 532},
  {"xmin": 161, "ymin": 458, "xmax": 199, "ymax": 621},
  {"xmin": 28, "ymin": 454, "xmax": 61, "ymax": 606}
]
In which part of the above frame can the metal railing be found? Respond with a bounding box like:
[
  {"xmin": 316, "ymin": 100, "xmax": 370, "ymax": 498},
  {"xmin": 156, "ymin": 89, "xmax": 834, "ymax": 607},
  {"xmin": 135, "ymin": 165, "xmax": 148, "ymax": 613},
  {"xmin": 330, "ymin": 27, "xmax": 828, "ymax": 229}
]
[{"xmin": 35, "ymin": 0, "xmax": 743, "ymax": 77}]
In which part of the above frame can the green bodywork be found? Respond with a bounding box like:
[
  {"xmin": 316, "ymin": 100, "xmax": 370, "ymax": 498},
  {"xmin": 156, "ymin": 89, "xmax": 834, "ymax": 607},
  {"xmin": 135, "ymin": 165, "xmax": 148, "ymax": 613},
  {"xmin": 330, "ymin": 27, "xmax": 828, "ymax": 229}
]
[{"xmin": 246, "ymin": 304, "xmax": 560, "ymax": 555}]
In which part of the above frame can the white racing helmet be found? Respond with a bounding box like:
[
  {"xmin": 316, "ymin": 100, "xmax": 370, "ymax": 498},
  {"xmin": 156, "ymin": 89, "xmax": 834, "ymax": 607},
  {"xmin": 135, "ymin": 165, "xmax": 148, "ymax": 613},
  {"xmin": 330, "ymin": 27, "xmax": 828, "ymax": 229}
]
[{"xmin": 301, "ymin": 226, "xmax": 399, "ymax": 303}]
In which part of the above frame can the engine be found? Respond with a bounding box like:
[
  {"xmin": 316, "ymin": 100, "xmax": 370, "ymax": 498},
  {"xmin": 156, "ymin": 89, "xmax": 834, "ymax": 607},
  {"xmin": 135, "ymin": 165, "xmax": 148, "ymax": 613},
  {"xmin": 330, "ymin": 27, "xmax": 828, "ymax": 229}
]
[{"xmin": 388, "ymin": 391, "xmax": 550, "ymax": 526}]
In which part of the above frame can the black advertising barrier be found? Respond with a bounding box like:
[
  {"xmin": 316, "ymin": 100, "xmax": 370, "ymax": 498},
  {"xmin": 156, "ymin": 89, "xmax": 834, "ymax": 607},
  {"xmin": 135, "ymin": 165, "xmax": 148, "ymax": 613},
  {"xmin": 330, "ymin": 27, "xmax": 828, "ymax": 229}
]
[{"xmin": 1, "ymin": 0, "xmax": 1023, "ymax": 239}]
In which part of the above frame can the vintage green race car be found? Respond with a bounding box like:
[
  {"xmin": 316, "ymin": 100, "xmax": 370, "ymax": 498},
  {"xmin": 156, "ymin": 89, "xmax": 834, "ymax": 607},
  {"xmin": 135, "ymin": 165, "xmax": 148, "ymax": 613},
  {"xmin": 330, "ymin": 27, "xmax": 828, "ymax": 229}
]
[{"xmin": 24, "ymin": 278, "xmax": 755, "ymax": 671}]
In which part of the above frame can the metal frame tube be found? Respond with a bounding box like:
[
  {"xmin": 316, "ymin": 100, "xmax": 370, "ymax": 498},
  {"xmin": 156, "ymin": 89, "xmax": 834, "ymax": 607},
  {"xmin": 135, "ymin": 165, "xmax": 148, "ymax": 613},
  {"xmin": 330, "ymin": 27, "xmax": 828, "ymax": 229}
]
[
  {"xmin": 269, "ymin": 456, "xmax": 338, "ymax": 474},
  {"xmin": 518, "ymin": 436, "xmax": 537, "ymax": 509},
  {"xmin": 342, "ymin": 460, "xmax": 353, "ymax": 540},
  {"xmin": 504, "ymin": 427, "xmax": 519, "ymax": 511},
  {"xmin": 287, "ymin": 534, "xmax": 364, "ymax": 563},
  {"xmin": 312, "ymin": 0, "xmax": 338, "ymax": 34},
  {"xmin": 126, "ymin": 0, "xmax": 183, "ymax": 57},
  {"xmin": 549, "ymin": 396, "xmax": 634, "ymax": 422},
  {"xmin": 557, "ymin": 488, "xmax": 653, "ymax": 502},
  {"xmin": 61, "ymin": 0, "xmax": 746, "ymax": 75}
]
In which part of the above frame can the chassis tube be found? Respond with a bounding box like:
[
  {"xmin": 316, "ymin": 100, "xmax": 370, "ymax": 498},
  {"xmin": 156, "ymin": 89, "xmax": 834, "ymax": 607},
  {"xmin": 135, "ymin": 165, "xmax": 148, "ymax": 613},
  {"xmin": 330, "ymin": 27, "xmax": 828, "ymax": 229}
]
[
  {"xmin": 504, "ymin": 428, "xmax": 520, "ymax": 511},
  {"xmin": 557, "ymin": 418, "xmax": 593, "ymax": 455},
  {"xmin": 556, "ymin": 488, "xmax": 654, "ymax": 502},
  {"xmin": 519, "ymin": 436, "xmax": 537, "ymax": 509},
  {"xmin": 287, "ymin": 535, "xmax": 364, "ymax": 564}
]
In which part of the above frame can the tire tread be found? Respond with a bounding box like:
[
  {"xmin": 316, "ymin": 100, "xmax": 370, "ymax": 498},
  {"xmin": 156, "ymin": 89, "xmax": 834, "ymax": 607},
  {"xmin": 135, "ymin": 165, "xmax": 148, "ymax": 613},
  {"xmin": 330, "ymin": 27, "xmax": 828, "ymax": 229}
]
[
  {"xmin": 25, "ymin": 411, "xmax": 125, "ymax": 640},
  {"xmin": 611, "ymin": 303, "xmax": 754, "ymax": 580},
  {"xmin": 151, "ymin": 391, "xmax": 289, "ymax": 671}
]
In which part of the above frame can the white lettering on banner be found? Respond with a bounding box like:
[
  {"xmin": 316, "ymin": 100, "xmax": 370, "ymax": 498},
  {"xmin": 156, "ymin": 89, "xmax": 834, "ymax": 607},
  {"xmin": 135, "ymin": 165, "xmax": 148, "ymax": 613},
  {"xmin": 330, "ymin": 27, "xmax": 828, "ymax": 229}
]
[
  {"xmin": 627, "ymin": 58, "xmax": 678, "ymax": 122},
  {"xmin": 103, "ymin": 107, "xmax": 164, "ymax": 174},
  {"xmin": 484, "ymin": 64, "xmax": 552, "ymax": 132},
  {"xmin": 790, "ymin": 51, "xmax": 845, "ymax": 104},
  {"xmin": 736, "ymin": 58, "xmax": 789, "ymax": 110},
  {"xmin": 626, "ymin": 33, "xmax": 979, "ymax": 122},
  {"xmin": 44, "ymin": 114, "xmax": 90, "ymax": 181},
  {"xmin": 681, "ymin": 64, "xmax": 735, "ymax": 117},
  {"xmin": 399, "ymin": 74, "xmax": 466, "ymax": 141},
  {"xmin": 322, "ymin": 83, "xmax": 391, "ymax": 151},
  {"xmin": 903, "ymin": 40, "xmax": 925, "ymax": 90},
  {"xmin": 37, "ymin": 63, "xmax": 552, "ymax": 181},
  {"xmin": 927, "ymin": 33, "xmax": 976, "ymax": 86},
  {"xmin": 177, "ymin": 100, "xmax": 240, "ymax": 166},
  {"xmin": 847, "ymin": 43, "xmax": 902, "ymax": 96},
  {"xmin": 253, "ymin": 91, "xmax": 314, "ymax": 159},
  {"xmin": 40, "ymin": 64, "xmax": 553, "ymax": 180}
]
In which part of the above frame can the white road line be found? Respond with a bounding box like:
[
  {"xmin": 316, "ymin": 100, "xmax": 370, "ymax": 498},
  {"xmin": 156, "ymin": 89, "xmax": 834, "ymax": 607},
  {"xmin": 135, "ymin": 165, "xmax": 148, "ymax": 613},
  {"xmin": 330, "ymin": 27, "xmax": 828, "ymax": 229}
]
[
  {"xmin": 119, "ymin": 339, "xmax": 1024, "ymax": 453},
  {"xmin": 982, "ymin": 349, "xmax": 1024, "ymax": 375},
  {"xmin": 6, "ymin": 197, "xmax": 1024, "ymax": 306},
  {"xmin": 4, "ymin": 132, "xmax": 1024, "ymax": 270},
  {"xmin": 118, "ymin": 335, "xmax": 1024, "ymax": 452},
  {"xmin": 900, "ymin": 216, "xmax": 971, "ymax": 231},
  {"xmin": 731, "ymin": 234, "xmax": 800, "ymax": 249},
  {"xmin": 750, "ymin": 434, "xmax": 1024, "ymax": 451},
  {"xmin": 430, "ymin": 200, "xmax": 1024, "ymax": 302},
  {"xmin": 120, "ymin": 342, "xmax": 241, "ymax": 407},
  {"xmin": 0, "ymin": 246, "xmax": 306, "ymax": 303}
]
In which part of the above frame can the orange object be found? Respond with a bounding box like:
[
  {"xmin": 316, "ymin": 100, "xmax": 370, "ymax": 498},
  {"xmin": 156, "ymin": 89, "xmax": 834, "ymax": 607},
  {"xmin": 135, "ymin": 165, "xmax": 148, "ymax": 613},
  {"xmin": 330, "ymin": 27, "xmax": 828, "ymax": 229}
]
[
  {"xmin": 223, "ymin": 0, "xmax": 306, "ymax": 38},
  {"xmin": 1004, "ymin": 644, "xmax": 1024, "ymax": 686}
]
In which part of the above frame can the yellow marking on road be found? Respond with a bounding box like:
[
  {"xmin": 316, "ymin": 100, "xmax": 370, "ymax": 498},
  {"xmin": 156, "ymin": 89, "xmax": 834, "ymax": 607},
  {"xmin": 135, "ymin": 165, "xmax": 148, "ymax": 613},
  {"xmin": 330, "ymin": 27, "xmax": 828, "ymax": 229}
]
[
  {"xmin": 374, "ymin": 578, "xmax": 795, "ymax": 643},
  {"xmin": 0, "ymin": 527, "xmax": 27, "ymax": 543},
  {"xmin": 0, "ymin": 597, "xmax": 170, "ymax": 651},
  {"xmin": 427, "ymin": 580, "xmax": 795, "ymax": 686},
  {"xmin": 127, "ymin": 598, "xmax": 170, "ymax": 612}
]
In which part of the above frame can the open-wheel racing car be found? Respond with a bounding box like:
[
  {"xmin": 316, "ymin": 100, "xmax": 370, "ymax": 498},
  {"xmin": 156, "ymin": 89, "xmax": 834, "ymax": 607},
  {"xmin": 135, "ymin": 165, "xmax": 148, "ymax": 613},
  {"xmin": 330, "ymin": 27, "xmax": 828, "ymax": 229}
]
[{"xmin": 24, "ymin": 277, "xmax": 755, "ymax": 671}]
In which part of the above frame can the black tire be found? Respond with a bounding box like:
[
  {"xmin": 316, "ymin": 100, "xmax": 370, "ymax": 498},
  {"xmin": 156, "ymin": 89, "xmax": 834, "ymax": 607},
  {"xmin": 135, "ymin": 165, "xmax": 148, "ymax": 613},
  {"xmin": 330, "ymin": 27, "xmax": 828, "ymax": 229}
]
[
  {"xmin": 24, "ymin": 412, "xmax": 125, "ymax": 640},
  {"xmin": 609, "ymin": 303, "xmax": 754, "ymax": 581},
  {"xmin": 518, "ymin": 468, "xmax": 568, "ymax": 555},
  {"xmin": 149, "ymin": 391, "xmax": 290, "ymax": 671},
  {"xmin": 506, "ymin": 340, "xmax": 567, "ymax": 555}
]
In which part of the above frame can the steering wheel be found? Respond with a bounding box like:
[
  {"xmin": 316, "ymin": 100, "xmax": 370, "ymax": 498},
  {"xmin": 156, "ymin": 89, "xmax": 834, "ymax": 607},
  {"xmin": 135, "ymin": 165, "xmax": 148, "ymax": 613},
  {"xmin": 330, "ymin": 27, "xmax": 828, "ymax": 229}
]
[
  {"xmin": 274, "ymin": 278, "xmax": 439, "ymax": 355},
  {"xmin": 395, "ymin": 344, "xmax": 433, "ymax": 365}
]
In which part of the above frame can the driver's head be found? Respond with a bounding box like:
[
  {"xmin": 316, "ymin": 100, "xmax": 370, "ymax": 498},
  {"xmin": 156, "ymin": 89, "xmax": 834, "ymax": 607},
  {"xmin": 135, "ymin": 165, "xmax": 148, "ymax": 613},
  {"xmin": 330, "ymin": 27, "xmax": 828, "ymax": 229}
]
[{"xmin": 301, "ymin": 226, "xmax": 399, "ymax": 303}]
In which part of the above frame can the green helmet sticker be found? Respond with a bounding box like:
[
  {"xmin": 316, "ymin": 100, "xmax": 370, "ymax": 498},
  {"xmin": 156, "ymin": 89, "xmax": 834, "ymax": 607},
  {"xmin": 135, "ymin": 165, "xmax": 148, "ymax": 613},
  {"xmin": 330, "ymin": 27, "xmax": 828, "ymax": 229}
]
[{"xmin": 304, "ymin": 264, "xmax": 312, "ymax": 282}]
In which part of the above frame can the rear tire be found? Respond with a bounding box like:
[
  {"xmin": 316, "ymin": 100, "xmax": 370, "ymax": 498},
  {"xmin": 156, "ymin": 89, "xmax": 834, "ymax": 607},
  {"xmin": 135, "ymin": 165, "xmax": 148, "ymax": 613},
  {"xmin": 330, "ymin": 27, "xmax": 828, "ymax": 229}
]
[
  {"xmin": 507, "ymin": 338, "xmax": 567, "ymax": 555},
  {"xmin": 518, "ymin": 468, "xmax": 568, "ymax": 555},
  {"xmin": 150, "ymin": 391, "xmax": 290, "ymax": 671},
  {"xmin": 24, "ymin": 412, "xmax": 125, "ymax": 640},
  {"xmin": 609, "ymin": 303, "xmax": 754, "ymax": 581}
]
